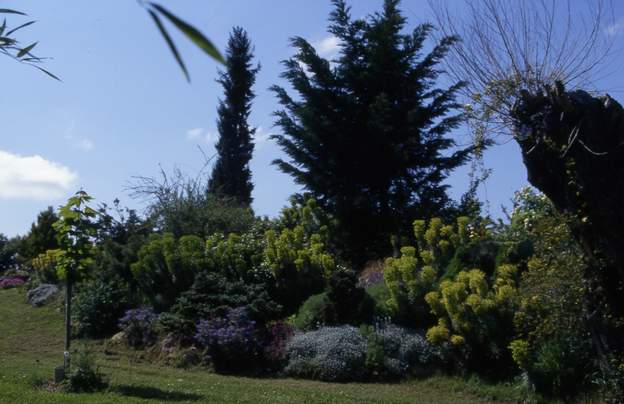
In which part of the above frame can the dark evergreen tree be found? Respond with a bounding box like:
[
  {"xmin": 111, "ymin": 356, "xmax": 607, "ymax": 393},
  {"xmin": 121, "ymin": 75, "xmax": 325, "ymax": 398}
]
[
  {"xmin": 208, "ymin": 27, "xmax": 259, "ymax": 206},
  {"xmin": 271, "ymin": 0, "xmax": 470, "ymax": 265},
  {"xmin": 21, "ymin": 206, "xmax": 59, "ymax": 261}
]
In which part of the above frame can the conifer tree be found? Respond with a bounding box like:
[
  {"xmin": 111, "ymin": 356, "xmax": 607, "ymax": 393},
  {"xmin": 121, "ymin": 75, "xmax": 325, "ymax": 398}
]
[
  {"xmin": 208, "ymin": 27, "xmax": 259, "ymax": 205},
  {"xmin": 271, "ymin": 0, "xmax": 470, "ymax": 264}
]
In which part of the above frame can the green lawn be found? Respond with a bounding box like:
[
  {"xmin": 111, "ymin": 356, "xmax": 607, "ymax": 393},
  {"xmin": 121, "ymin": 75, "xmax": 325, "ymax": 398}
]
[{"xmin": 0, "ymin": 287, "xmax": 526, "ymax": 403}]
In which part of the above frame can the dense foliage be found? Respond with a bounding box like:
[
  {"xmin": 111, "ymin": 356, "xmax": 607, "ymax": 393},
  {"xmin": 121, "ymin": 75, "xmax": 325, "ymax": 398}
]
[
  {"xmin": 131, "ymin": 169, "xmax": 256, "ymax": 239},
  {"xmin": 2, "ymin": 1, "xmax": 621, "ymax": 400},
  {"xmin": 0, "ymin": 234, "xmax": 20, "ymax": 272},
  {"xmin": 131, "ymin": 234, "xmax": 206, "ymax": 312},
  {"xmin": 72, "ymin": 279, "xmax": 129, "ymax": 338},
  {"xmin": 505, "ymin": 188, "xmax": 597, "ymax": 397},
  {"xmin": 64, "ymin": 348, "xmax": 108, "ymax": 393},
  {"xmin": 20, "ymin": 207, "xmax": 59, "ymax": 263},
  {"xmin": 166, "ymin": 271, "xmax": 281, "ymax": 336}
]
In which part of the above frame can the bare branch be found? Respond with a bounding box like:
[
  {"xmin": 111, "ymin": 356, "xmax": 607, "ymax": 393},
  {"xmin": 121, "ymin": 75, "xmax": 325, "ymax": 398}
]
[{"xmin": 429, "ymin": 0, "xmax": 615, "ymax": 137}]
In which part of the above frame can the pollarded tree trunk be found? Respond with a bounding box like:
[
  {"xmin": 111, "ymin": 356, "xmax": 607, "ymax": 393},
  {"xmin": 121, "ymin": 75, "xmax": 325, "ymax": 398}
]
[{"xmin": 511, "ymin": 83, "xmax": 624, "ymax": 373}]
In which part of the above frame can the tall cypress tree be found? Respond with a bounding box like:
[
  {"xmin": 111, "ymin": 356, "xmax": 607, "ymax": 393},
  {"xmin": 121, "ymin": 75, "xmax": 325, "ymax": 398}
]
[
  {"xmin": 271, "ymin": 0, "xmax": 470, "ymax": 264},
  {"xmin": 208, "ymin": 27, "xmax": 259, "ymax": 205}
]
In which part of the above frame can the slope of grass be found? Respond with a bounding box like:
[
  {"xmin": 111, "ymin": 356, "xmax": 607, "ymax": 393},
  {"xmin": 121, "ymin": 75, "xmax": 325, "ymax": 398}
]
[{"xmin": 0, "ymin": 287, "xmax": 525, "ymax": 403}]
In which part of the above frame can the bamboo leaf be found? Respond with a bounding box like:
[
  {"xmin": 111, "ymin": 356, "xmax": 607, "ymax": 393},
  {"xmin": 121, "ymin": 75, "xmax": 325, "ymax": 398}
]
[
  {"xmin": 6, "ymin": 20, "xmax": 35, "ymax": 36},
  {"xmin": 31, "ymin": 64, "xmax": 61, "ymax": 81},
  {"xmin": 147, "ymin": 9, "xmax": 189, "ymax": 82},
  {"xmin": 17, "ymin": 41, "xmax": 37, "ymax": 58},
  {"xmin": 0, "ymin": 19, "xmax": 6, "ymax": 37},
  {"xmin": 0, "ymin": 9, "xmax": 27, "ymax": 16},
  {"xmin": 149, "ymin": 3, "xmax": 225, "ymax": 64},
  {"xmin": 0, "ymin": 36, "xmax": 16, "ymax": 45}
]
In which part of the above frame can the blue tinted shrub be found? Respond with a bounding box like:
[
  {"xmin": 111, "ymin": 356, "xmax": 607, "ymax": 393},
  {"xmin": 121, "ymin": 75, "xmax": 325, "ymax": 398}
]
[
  {"xmin": 118, "ymin": 308, "xmax": 157, "ymax": 348},
  {"xmin": 285, "ymin": 324, "xmax": 443, "ymax": 382},
  {"xmin": 194, "ymin": 307, "xmax": 262, "ymax": 373},
  {"xmin": 374, "ymin": 324, "xmax": 444, "ymax": 378},
  {"xmin": 285, "ymin": 326, "xmax": 367, "ymax": 382}
]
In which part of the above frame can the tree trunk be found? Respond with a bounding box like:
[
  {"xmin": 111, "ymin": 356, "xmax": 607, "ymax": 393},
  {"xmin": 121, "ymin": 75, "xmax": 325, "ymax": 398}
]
[
  {"xmin": 64, "ymin": 271, "xmax": 72, "ymax": 374},
  {"xmin": 511, "ymin": 83, "xmax": 624, "ymax": 374}
]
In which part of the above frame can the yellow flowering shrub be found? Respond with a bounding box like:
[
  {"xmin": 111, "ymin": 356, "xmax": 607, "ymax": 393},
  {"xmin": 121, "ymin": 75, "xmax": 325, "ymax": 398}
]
[
  {"xmin": 32, "ymin": 249, "xmax": 64, "ymax": 284},
  {"xmin": 263, "ymin": 199, "xmax": 337, "ymax": 313},
  {"xmin": 423, "ymin": 263, "xmax": 521, "ymax": 373},
  {"xmin": 384, "ymin": 216, "xmax": 472, "ymax": 325}
]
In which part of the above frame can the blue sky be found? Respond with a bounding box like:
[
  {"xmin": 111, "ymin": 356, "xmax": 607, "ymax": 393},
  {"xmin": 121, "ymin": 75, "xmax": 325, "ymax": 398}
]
[{"xmin": 1, "ymin": 0, "xmax": 623, "ymax": 237}]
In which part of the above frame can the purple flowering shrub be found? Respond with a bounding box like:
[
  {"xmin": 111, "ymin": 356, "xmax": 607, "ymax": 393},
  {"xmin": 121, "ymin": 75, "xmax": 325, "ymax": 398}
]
[
  {"xmin": 195, "ymin": 307, "xmax": 263, "ymax": 372},
  {"xmin": 264, "ymin": 320, "xmax": 294, "ymax": 370},
  {"xmin": 359, "ymin": 271, "xmax": 384, "ymax": 288},
  {"xmin": 0, "ymin": 277, "xmax": 25, "ymax": 289},
  {"xmin": 118, "ymin": 308, "xmax": 157, "ymax": 348}
]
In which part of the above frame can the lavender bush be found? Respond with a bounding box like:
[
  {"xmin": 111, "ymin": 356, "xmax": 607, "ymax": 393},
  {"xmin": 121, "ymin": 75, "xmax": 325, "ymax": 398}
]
[
  {"xmin": 195, "ymin": 307, "xmax": 262, "ymax": 372},
  {"xmin": 118, "ymin": 308, "xmax": 157, "ymax": 348},
  {"xmin": 0, "ymin": 277, "xmax": 25, "ymax": 289},
  {"xmin": 285, "ymin": 324, "xmax": 443, "ymax": 382},
  {"xmin": 285, "ymin": 326, "xmax": 367, "ymax": 382}
]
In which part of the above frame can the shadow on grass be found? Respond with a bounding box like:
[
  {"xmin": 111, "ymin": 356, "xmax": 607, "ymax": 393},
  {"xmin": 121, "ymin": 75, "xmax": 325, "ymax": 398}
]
[{"xmin": 114, "ymin": 384, "xmax": 203, "ymax": 402}]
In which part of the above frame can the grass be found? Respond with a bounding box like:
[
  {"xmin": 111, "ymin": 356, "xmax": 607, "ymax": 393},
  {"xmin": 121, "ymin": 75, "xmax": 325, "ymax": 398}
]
[{"xmin": 0, "ymin": 286, "xmax": 529, "ymax": 403}]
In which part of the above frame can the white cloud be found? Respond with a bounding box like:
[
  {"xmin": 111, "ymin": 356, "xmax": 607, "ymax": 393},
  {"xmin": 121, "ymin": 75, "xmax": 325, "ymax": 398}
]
[
  {"xmin": 186, "ymin": 127, "xmax": 218, "ymax": 145},
  {"xmin": 77, "ymin": 138, "xmax": 95, "ymax": 151},
  {"xmin": 297, "ymin": 60, "xmax": 312, "ymax": 77},
  {"xmin": 0, "ymin": 150, "xmax": 78, "ymax": 200},
  {"xmin": 606, "ymin": 18, "xmax": 624, "ymax": 37},
  {"xmin": 64, "ymin": 119, "xmax": 95, "ymax": 152},
  {"xmin": 314, "ymin": 35, "xmax": 341, "ymax": 58},
  {"xmin": 253, "ymin": 126, "xmax": 273, "ymax": 144}
]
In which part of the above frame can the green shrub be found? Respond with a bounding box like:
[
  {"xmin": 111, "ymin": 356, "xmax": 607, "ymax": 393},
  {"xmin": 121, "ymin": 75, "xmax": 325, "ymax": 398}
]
[
  {"xmin": 322, "ymin": 269, "xmax": 375, "ymax": 326},
  {"xmin": 363, "ymin": 326, "xmax": 386, "ymax": 377},
  {"xmin": 91, "ymin": 203, "xmax": 150, "ymax": 303},
  {"xmin": 133, "ymin": 168, "xmax": 256, "ymax": 238},
  {"xmin": 529, "ymin": 334, "xmax": 593, "ymax": 398},
  {"xmin": 131, "ymin": 233, "xmax": 205, "ymax": 312},
  {"xmin": 286, "ymin": 269, "xmax": 375, "ymax": 331},
  {"xmin": 293, "ymin": 292, "xmax": 329, "ymax": 330},
  {"xmin": 65, "ymin": 348, "xmax": 108, "ymax": 393},
  {"xmin": 365, "ymin": 282, "xmax": 391, "ymax": 318},
  {"xmin": 170, "ymin": 270, "xmax": 282, "ymax": 332},
  {"xmin": 203, "ymin": 231, "xmax": 266, "ymax": 282},
  {"xmin": 73, "ymin": 279, "xmax": 129, "ymax": 338}
]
